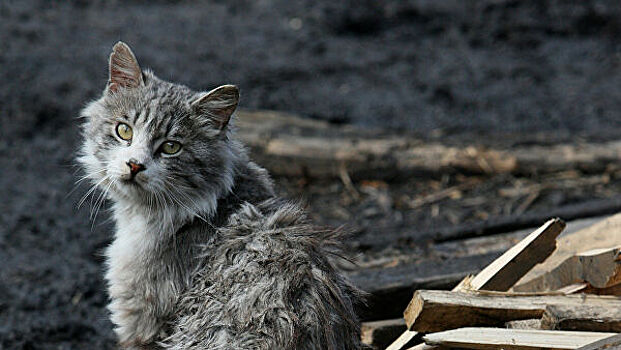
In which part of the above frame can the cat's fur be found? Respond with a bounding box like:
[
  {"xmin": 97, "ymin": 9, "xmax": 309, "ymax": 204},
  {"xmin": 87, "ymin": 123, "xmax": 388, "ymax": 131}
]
[{"xmin": 78, "ymin": 42, "xmax": 362, "ymax": 349}]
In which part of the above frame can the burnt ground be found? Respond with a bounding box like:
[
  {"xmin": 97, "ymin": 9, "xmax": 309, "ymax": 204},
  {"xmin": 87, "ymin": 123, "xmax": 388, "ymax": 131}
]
[{"xmin": 1, "ymin": 1, "xmax": 621, "ymax": 349}]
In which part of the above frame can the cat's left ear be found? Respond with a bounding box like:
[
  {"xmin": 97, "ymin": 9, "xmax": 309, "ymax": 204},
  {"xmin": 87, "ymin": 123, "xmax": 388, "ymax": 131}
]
[
  {"xmin": 191, "ymin": 85, "xmax": 239, "ymax": 131},
  {"xmin": 107, "ymin": 41, "xmax": 144, "ymax": 94}
]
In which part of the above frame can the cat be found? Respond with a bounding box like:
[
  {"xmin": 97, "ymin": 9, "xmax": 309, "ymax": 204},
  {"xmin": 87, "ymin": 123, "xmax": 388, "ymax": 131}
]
[{"xmin": 78, "ymin": 42, "xmax": 363, "ymax": 350}]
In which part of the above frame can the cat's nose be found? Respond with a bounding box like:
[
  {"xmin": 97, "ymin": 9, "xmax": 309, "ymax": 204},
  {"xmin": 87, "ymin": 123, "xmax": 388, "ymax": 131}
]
[{"xmin": 126, "ymin": 159, "xmax": 146, "ymax": 177}]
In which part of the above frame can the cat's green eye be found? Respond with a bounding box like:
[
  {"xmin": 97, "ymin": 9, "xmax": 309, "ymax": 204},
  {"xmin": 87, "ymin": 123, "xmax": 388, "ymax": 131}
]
[
  {"xmin": 160, "ymin": 141, "xmax": 182, "ymax": 155},
  {"xmin": 116, "ymin": 123, "xmax": 133, "ymax": 141}
]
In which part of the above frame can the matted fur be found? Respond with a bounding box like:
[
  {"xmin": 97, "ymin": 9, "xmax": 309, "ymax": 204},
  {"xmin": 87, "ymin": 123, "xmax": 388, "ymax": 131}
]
[
  {"xmin": 163, "ymin": 200, "xmax": 362, "ymax": 350},
  {"xmin": 78, "ymin": 42, "xmax": 363, "ymax": 349}
]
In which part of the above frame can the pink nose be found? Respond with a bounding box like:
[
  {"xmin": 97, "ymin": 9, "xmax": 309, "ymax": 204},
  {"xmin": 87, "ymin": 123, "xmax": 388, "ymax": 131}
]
[{"xmin": 126, "ymin": 160, "xmax": 145, "ymax": 176}]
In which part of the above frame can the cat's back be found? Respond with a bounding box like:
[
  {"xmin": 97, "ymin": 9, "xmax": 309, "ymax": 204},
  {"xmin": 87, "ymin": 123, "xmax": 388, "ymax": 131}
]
[{"xmin": 164, "ymin": 199, "xmax": 363, "ymax": 350}]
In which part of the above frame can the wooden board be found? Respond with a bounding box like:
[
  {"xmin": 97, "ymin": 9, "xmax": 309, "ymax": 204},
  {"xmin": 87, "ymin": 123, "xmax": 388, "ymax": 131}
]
[
  {"xmin": 423, "ymin": 327, "xmax": 616, "ymax": 350},
  {"xmin": 577, "ymin": 333, "xmax": 621, "ymax": 350},
  {"xmin": 515, "ymin": 213, "xmax": 621, "ymax": 292},
  {"xmin": 541, "ymin": 304, "xmax": 621, "ymax": 332},
  {"xmin": 467, "ymin": 218, "xmax": 565, "ymax": 291},
  {"xmin": 515, "ymin": 246, "xmax": 621, "ymax": 292},
  {"xmin": 405, "ymin": 290, "xmax": 621, "ymax": 333}
]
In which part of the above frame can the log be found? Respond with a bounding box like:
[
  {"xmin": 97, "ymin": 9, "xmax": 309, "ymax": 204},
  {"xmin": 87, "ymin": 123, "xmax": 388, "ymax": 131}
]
[
  {"xmin": 514, "ymin": 246, "xmax": 621, "ymax": 292},
  {"xmin": 235, "ymin": 110, "xmax": 621, "ymax": 180},
  {"xmin": 360, "ymin": 319, "xmax": 407, "ymax": 349},
  {"xmin": 541, "ymin": 304, "xmax": 621, "ymax": 332},
  {"xmin": 404, "ymin": 290, "xmax": 621, "ymax": 333},
  {"xmin": 577, "ymin": 333, "xmax": 621, "ymax": 350},
  {"xmin": 423, "ymin": 328, "xmax": 616, "ymax": 350},
  {"xmin": 515, "ymin": 213, "xmax": 621, "ymax": 292}
]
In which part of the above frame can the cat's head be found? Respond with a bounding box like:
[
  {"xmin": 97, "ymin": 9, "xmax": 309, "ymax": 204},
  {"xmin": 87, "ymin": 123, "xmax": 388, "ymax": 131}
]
[{"xmin": 78, "ymin": 42, "xmax": 241, "ymax": 219}]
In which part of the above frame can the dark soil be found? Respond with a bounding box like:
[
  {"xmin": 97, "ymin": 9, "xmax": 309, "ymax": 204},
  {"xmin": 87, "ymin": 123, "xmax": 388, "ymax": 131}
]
[{"xmin": 1, "ymin": 1, "xmax": 620, "ymax": 349}]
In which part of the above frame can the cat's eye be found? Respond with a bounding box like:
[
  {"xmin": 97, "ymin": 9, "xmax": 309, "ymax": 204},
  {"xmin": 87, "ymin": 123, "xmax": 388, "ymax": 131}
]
[
  {"xmin": 116, "ymin": 123, "xmax": 133, "ymax": 141},
  {"xmin": 160, "ymin": 141, "xmax": 182, "ymax": 155}
]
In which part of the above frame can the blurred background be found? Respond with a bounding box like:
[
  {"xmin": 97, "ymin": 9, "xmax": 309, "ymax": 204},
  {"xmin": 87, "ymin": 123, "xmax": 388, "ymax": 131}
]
[{"xmin": 1, "ymin": 1, "xmax": 620, "ymax": 348}]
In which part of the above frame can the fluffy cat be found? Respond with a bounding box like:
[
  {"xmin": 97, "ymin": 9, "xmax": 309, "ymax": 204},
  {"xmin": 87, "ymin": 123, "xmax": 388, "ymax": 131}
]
[{"xmin": 78, "ymin": 42, "xmax": 362, "ymax": 350}]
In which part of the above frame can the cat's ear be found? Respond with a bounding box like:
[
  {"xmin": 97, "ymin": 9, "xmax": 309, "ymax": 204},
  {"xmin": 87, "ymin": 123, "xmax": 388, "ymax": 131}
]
[
  {"xmin": 190, "ymin": 85, "xmax": 239, "ymax": 131},
  {"xmin": 107, "ymin": 41, "xmax": 144, "ymax": 94}
]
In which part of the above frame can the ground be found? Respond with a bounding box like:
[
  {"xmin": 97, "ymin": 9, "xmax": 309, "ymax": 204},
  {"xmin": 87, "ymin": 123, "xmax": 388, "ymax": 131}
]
[{"xmin": 1, "ymin": 1, "xmax": 620, "ymax": 348}]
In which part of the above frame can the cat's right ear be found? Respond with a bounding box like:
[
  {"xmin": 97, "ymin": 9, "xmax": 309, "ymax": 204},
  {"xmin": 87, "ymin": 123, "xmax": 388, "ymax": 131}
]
[
  {"xmin": 106, "ymin": 41, "xmax": 144, "ymax": 94},
  {"xmin": 190, "ymin": 85, "xmax": 240, "ymax": 131}
]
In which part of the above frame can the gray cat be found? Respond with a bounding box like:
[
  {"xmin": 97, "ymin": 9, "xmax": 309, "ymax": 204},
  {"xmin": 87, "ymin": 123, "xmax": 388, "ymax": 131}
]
[{"xmin": 78, "ymin": 42, "xmax": 363, "ymax": 350}]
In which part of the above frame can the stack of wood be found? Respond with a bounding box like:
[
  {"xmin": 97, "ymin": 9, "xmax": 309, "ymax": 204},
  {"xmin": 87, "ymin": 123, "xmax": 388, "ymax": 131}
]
[{"xmin": 363, "ymin": 216, "xmax": 621, "ymax": 350}]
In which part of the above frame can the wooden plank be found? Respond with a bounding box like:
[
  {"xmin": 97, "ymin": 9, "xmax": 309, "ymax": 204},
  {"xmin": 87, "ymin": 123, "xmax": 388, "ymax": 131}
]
[
  {"xmin": 541, "ymin": 304, "xmax": 621, "ymax": 332},
  {"xmin": 514, "ymin": 246, "xmax": 621, "ymax": 292},
  {"xmin": 423, "ymin": 328, "xmax": 616, "ymax": 350},
  {"xmin": 386, "ymin": 330, "xmax": 419, "ymax": 350},
  {"xmin": 405, "ymin": 344, "xmax": 439, "ymax": 350},
  {"xmin": 405, "ymin": 290, "xmax": 621, "ymax": 333},
  {"xmin": 576, "ymin": 333, "xmax": 621, "ymax": 350},
  {"xmin": 361, "ymin": 318, "xmax": 407, "ymax": 349},
  {"xmin": 467, "ymin": 218, "xmax": 565, "ymax": 291},
  {"xmin": 515, "ymin": 213, "xmax": 621, "ymax": 292},
  {"xmin": 555, "ymin": 283, "xmax": 589, "ymax": 294}
]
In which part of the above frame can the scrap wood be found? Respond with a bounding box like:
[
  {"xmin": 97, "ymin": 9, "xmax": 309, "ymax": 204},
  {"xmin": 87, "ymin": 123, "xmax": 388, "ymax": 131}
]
[
  {"xmin": 422, "ymin": 327, "xmax": 617, "ymax": 350},
  {"xmin": 577, "ymin": 333, "xmax": 621, "ymax": 350},
  {"xmin": 514, "ymin": 246, "xmax": 621, "ymax": 292},
  {"xmin": 515, "ymin": 213, "xmax": 621, "ymax": 292},
  {"xmin": 541, "ymin": 304, "xmax": 621, "ymax": 332},
  {"xmin": 361, "ymin": 319, "xmax": 407, "ymax": 349},
  {"xmin": 385, "ymin": 218, "xmax": 565, "ymax": 349},
  {"xmin": 405, "ymin": 290, "xmax": 621, "ymax": 333},
  {"xmin": 556, "ymin": 282, "xmax": 589, "ymax": 294},
  {"xmin": 466, "ymin": 217, "xmax": 565, "ymax": 291}
]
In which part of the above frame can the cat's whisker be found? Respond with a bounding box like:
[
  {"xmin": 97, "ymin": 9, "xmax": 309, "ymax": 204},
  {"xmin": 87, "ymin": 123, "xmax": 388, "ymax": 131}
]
[
  {"xmin": 78, "ymin": 175, "xmax": 110, "ymax": 209},
  {"xmin": 75, "ymin": 168, "xmax": 106, "ymax": 184},
  {"xmin": 67, "ymin": 168, "xmax": 107, "ymax": 198},
  {"xmin": 91, "ymin": 177, "xmax": 115, "ymax": 224}
]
